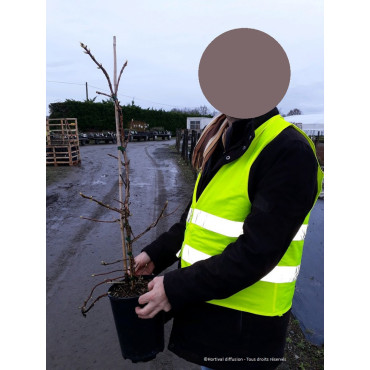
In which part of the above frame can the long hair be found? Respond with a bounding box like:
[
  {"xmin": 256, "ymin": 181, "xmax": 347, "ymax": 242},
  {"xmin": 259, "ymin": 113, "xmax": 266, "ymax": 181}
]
[{"xmin": 191, "ymin": 113, "xmax": 230, "ymax": 171}]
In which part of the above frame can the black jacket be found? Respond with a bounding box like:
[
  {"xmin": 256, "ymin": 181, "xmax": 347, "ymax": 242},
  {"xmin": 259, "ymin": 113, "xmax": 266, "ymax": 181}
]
[{"xmin": 143, "ymin": 108, "xmax": 319, "ymax": 369}]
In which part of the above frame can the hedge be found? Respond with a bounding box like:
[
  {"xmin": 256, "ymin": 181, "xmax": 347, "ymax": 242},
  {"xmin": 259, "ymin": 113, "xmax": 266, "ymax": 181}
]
[{"xmin": 48, "ymin": 100, "xmax": 211, "ymax": 133}]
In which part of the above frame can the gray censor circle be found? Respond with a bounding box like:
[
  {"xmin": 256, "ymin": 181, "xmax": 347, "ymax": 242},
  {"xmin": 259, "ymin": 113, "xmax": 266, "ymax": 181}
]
[{"xmin": 198, "ymin": 28, "xmax": 291, "ymax": 119}]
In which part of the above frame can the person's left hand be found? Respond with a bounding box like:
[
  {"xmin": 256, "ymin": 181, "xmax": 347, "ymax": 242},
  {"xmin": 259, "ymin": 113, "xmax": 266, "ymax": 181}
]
[
  {"xmin": 135, "ymin": 276, "xmax": 171, "ymax": 319},
  {"xmin": 134, "ymin": 251, "xmax": 155, "ymax": 276}
]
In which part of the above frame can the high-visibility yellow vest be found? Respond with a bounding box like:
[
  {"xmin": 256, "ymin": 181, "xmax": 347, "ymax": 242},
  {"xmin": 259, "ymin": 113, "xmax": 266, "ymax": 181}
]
[{"xmin": 177, "ymin": 114, "xmax": 324, "ymax": 316}]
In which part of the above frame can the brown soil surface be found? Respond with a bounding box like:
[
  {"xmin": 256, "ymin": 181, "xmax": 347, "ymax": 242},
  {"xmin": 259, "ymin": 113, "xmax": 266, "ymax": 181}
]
[{"xmin": 108, "ymin": 277, "xmax": 151, "ymax": 299}]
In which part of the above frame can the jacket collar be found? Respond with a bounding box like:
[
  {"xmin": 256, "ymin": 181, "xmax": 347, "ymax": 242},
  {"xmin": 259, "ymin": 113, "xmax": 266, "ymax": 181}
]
[
  {"xmin": 197, "ymin": 108, "xmax": 280, "ymax": 200},
  {"xmin": 224, "ymin": 107, "xmax": 279, "ymax": 153}
]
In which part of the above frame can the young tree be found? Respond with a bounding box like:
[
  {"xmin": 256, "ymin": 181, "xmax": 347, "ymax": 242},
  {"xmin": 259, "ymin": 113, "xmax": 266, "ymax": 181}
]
[{"xmin": 78, "ymin": 37, "xmax": 173, "ymax": 315}]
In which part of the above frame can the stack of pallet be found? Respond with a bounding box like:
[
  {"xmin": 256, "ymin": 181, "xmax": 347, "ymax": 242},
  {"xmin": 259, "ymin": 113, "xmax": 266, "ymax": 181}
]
[{"xmin": 46, "ymin": 118, "xmax": 81, "ymax": 166}]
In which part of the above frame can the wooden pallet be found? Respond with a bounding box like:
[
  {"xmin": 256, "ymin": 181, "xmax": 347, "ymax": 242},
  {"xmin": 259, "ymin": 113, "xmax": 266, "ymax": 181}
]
[{"xmin": 46, "ymin": 118, "xmax": 81, "ymax": 166}]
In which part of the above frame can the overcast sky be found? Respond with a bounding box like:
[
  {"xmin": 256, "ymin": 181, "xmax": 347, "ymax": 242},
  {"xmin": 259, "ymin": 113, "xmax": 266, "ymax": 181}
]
[{"xmin": 46, "ymin": 0, "xmax": 323, "ymax": 116}]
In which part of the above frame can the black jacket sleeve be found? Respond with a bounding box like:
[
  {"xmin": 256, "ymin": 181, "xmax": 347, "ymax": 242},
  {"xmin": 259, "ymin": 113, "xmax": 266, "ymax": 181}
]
[
  {"xmin": 142, "ymin": 201, "xmax": 191, "ymax": 274},
  {"xmin": 163, "ymin": 127, "xmax": 319, "ymax": 312}
]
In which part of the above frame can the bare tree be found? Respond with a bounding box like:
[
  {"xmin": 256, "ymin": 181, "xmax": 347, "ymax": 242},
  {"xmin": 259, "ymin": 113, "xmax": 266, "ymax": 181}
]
[
  {"xmin": 78, "ymin": 37, "xmax": 175, "ymax": 316},
  {"xmin": 287, "ymin": 108, "xmax": 302, "ymax": 116},
  {"xmin": 197, "ymin": 105, "xmax": 209, "ymax": 115},
  {"xmin": 170, "ymin": 106, "xmax": 210, "ymax": 116}
]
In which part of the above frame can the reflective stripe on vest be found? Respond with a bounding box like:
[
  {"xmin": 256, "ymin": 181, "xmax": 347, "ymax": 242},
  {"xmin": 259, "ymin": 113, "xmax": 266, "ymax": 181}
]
[
  {"xmin": 186, "ymin": 208, "xmax": 244, "ymax": 238},
  {"xmin": 186, "ymin": 207, "xmax": 308, "ymax": 241},
  {"xmin": 178, "ymin": 243, "xmax": 301, "ymax": 283}
]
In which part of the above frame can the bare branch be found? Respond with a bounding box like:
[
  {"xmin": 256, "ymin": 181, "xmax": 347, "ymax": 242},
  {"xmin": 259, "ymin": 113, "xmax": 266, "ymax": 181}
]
[
  {"xmin": 107, "ymin": 153, "xmax": 125, "ymax": 167},
  {"xmin": 116, "ymin": 60, "xmax": 128, "ymax": 94},
  {"xmin": 80, "ymin": 275, "xmax": 125, "ymax": 316},
  {"xmin": 132, "ymin": 201, "xmax": 169, "ymax": 243},
  {"xmin": 166, "ymin": 205, "xmax": 180, "ymax": 218},
  {"xmin": 96, "ymin": 91, "xmax": 112, "ymax": 99},
  {"xmin": 81, "ymin": 293, "xmax": 108, "ymax": 317},
  {"xmin": 79, "ymin": 192, "xmax": 123, "ymax": 214},
  {"xmin": 119, "ymin": 174, "xmax": 127, "ymax": 187},
  {"xmin": 113, "ymin": 198, "xmax": 126, "ymax": 207},
  {"xmin": 108, "ymin": 153, "xmax": 118, "ymax": 160},
  {"xmin": 133, "ymin": 203, "xmax": 180, "ymax": 243},
  {"xmin": 101, "ymin": 259, "xmax": 123, "ymax": 266},
  {"xmin": 80, "ymin": 42, "xmax": 114, "ymax": 95},
  {"xmin": 80, "ymin": 216, "xmax": 120, "ymax": 223}
]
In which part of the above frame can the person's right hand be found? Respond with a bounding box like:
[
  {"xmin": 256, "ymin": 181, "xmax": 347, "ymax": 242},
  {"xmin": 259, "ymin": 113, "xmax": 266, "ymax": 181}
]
[{"xmin": 134, "ymin": 251, "xmax": 155, "ymax": 276}]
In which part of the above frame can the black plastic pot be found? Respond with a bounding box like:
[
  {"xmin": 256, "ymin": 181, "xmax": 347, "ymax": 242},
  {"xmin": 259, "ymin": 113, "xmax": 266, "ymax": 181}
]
[{"xmin": 108, "ymin": 277, "xmax": 165, "ymax": 363}]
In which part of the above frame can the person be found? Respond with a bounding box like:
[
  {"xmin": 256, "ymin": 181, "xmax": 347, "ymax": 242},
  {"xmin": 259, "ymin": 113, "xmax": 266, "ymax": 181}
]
[{"xmin": 134, "ymin": 107, "xmax": 323, "ymax": 369}]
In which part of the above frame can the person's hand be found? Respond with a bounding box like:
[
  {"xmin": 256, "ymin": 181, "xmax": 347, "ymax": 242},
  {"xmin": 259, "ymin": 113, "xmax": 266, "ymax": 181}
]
[
  {"xmin": 135, "ymin": 276, "xmax": 171, "ymax": 319},
  {"xmin": 134, "ymin": 252, "xmax": 155, "ymax": 276}
]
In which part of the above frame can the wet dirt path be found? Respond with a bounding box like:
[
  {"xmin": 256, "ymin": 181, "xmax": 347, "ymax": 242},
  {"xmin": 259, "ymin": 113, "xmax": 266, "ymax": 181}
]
[{"xmin": 46, "ymin": 140, "xmax": 197, "ymax": 370}]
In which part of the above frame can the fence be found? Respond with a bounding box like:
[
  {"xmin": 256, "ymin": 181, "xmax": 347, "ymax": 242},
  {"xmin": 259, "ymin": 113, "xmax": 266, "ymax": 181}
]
[{"xmin": 176, "ymin": 129, "xmax": 200, "ymax": 165}]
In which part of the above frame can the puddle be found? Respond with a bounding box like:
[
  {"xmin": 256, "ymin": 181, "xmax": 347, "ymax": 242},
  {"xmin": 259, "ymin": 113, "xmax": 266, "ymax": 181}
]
[{"xmin": 92, "ymin": 180, "xmax": 107, "ymax": 186}]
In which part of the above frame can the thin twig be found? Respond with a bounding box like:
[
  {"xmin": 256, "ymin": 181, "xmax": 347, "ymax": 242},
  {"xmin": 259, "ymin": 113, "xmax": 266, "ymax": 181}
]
[
  {"xmin": 133, "ymin": 203, "xmax": 180, "ymax": 243},
  {"xmin": 132, "ymin": 201, "xmax": 169, "ymax": 243},
  {"xmin": 80, "ymin": 216, "xmax": 120, "ymax": 223},
  {"xmin": 113, "ymin": 198, "xmax": 125, "ymax": 206},
  {"xmin": 81, "ymin": 293, "xmax": 108, "ymax": 317},
  {"xmin": 96, "ymin": 91, "xmax": 113, "ymax": 99},
  {"xmin": 79, "ymin": 192, "xmax": 123, "ymax": 214},
  {"xmin": 80, "ymin": 42, "xmax": 114, "ymax": 95},
  {"xmin": 119, "ymin": 174, "xmax": 127, "ymax": 187},
  {"xmin": 80, "ymin": 275, "xmax": 125, "ymax": 316},
  {"xmin": 116, "ymin": 60, "xmax": 128, "ymax": 94},
  {"xmin": 107, "ymin": 153, "xmax": 125, "ymax": 167},
  {"xmin": 101, "ymin": 259, "xmax": 123, "ymax": 266}
]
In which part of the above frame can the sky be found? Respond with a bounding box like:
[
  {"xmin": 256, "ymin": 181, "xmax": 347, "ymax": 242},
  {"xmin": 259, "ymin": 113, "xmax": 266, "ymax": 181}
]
[{"xmin": 46, "ymin": 0, "xmax": 324, "ymax": 116}]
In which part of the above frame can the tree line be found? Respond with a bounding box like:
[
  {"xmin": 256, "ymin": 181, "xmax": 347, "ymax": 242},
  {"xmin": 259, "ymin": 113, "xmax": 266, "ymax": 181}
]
[
  {"xmin": 48, "ymin": 100, "xmax": 212, "ymax": 132},
  {"xmin": 48, "ymin": 99, "xmax": 303, "ymax": 132}
]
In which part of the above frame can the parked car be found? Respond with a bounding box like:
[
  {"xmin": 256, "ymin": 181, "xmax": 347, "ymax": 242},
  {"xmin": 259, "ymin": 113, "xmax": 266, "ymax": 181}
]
[
  {"xmin": 124, "ymin": 130, "xmax": 154, "ymax": 141},
  {"xmin": 155, "ymin": 130, "xmax": 172, "ymax": 140},
  {"xmin": 79, "ymin": 133, "xmax": 89, "ymax": 145}
]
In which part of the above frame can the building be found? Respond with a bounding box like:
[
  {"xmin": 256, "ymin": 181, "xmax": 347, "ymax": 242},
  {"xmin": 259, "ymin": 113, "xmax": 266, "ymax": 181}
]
[
  {"xmin": 186, "ymin": 117, "xmax": 213, "ymax": 132},
  {"xmin": 186, "ymin": 113, "xmax": 324, "ymax": 136},
  {"xmin": 284, "ymin": 113, "xmax": 324, "ymax": 136}
]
